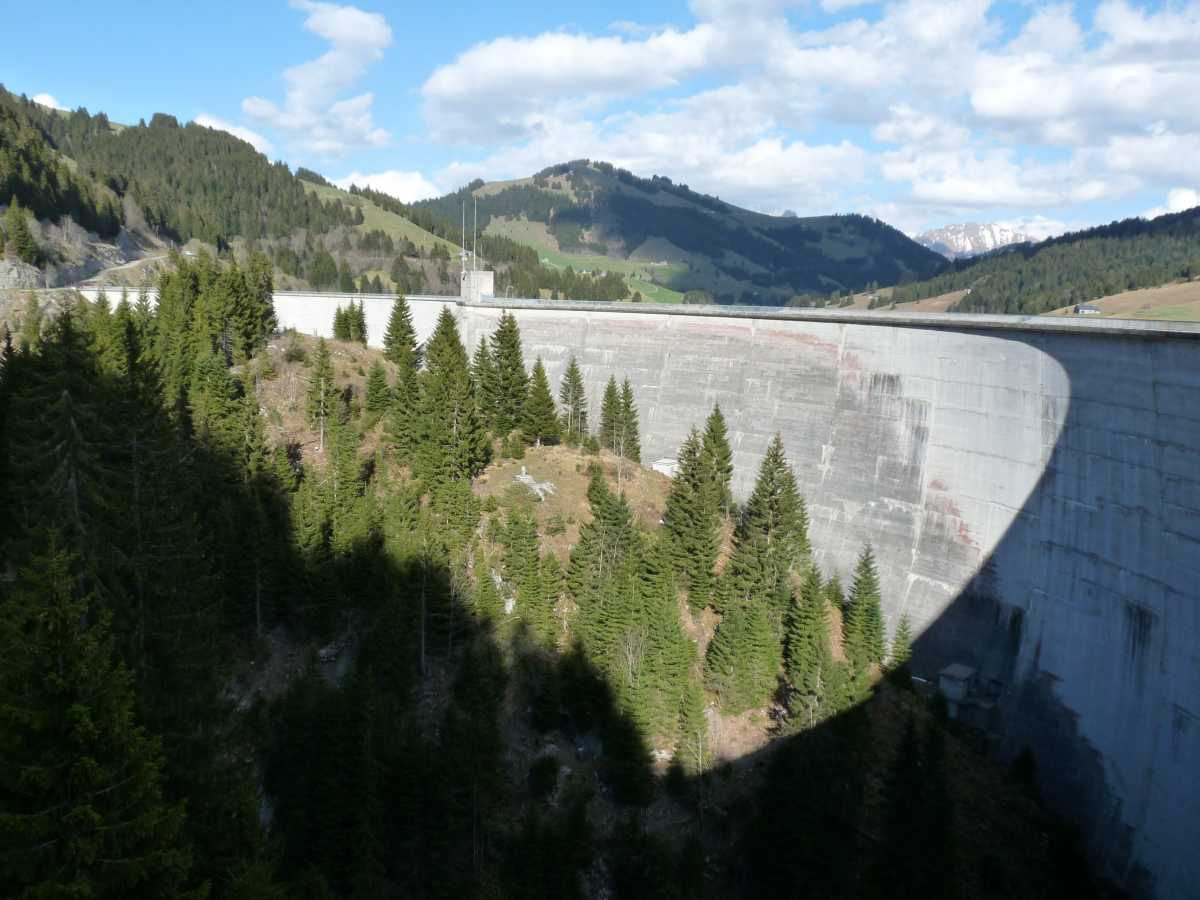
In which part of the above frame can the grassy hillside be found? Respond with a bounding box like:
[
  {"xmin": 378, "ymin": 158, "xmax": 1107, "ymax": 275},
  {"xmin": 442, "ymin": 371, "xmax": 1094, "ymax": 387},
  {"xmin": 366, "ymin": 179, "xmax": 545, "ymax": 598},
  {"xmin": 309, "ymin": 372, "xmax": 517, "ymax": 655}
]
[
  {"xmin": 889, "ymin": 206, "xmax": 1200, "ymax": 316},
  {"xmin": 300, "ymin": 179, "xmax": 461, "ymax": 259},
  {"xmin": 415, "ymin": 160, "xmax": 946, "ymax": 305}
]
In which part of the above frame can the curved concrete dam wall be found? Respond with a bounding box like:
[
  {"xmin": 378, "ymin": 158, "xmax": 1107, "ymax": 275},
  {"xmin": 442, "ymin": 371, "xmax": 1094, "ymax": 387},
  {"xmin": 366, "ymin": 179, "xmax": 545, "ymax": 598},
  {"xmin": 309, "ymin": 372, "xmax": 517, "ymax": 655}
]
[{"xmin": 275, "ymin": 293, "xmax": 1199, "ymax": 899}]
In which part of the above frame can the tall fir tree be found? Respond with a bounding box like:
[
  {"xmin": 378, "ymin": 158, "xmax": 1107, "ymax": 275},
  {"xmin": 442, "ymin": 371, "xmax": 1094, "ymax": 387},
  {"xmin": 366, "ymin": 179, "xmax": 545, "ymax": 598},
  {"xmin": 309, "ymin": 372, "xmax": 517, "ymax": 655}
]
[
  {"xmin": 470, "ymin": 337, "xmax": 498, "ymax": 428},
  {"xmin": 382, "ymin": 298, "xmax": 422, "ymax": 460},
  {"xmin": 413, "ymin": 307, "xmax": 490, "ymax": 485},
  {"xmin": 784, "ymin": 565, "xmax": 834, "ymax": 727},
  {"xmin": 662, "ymin": 429, "xmax": 718, "ymax": 609},
  {"xmin": 704, "ymin": 597, "xmax": 779, "ymax": 715},
  {"xmin": 364, "ymin": 359, "xmax": 391, "ymax": 413},
  {"xmin": 598, "ymin": 376, "xmax": 621, "ymax": 452},
  {"xmin": 677, "ymin": 679, "xmax": 710, "ymax": 775},
  {"xmin": 382, "ymin": 295, "xmax": 422, "ymax": 370},
  {"xmin": 3, "ymin": 196, "xmax": 39, "ymax": 265},
  {"xmin": 306, "ymin": 337, "xmax": 337, "ymax": 433},
  {"xmin": 700, "ymin": 403, "xmax": 734, "ymax": 518},
  {"xmin": 558, "ymin": 355, "xmax": 588, "ymax": 444},
  {"xmin": 332, "ymin": 305, "xmax": 350, "ymax": 341},
  {"xmin": 474, "ymin": 566, "xmax": 504, "ymax": 622},
  {"xmin": 349, "ymin": 300, "xmax": 367, "ymax": 345},
  {"xmin": 844, "ymin": 544, "xmax": 885, "ymax": 670},
  {"xmin": 889, "ymin": 614, "xmax": 914, "ymax": 687},
  {"xmin": 522, "ymin": 358, "xmax": 560, "ymax": 446},
  {"xmin": 618, "ymin": 378, "xmax": 641, "ymax": 463},
  {"xmin": 723, "ymin": 433, "xmax": 809, "ymax": 614},
  {"xmin": 490, "ymin": 311, "xmax": 528, "ymax": 436},
  {"xmin": 538, "ymin": 553, "xmax": 566, "ymax": 644}
]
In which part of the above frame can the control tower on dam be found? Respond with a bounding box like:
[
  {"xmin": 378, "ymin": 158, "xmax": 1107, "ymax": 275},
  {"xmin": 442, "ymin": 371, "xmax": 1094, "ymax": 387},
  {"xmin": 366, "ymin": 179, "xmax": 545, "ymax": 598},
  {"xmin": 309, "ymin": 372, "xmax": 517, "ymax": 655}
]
[{"xmin": 269, "ymin": 289, "xmax": 1198, "ymax": 897}]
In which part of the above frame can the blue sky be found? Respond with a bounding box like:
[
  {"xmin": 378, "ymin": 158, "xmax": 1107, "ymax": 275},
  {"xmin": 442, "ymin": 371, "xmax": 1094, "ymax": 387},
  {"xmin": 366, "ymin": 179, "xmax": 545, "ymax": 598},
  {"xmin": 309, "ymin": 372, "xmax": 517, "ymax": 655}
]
[{"xmin": 8, "ymin": 0, "xmax": 1200, "ymax": 235}]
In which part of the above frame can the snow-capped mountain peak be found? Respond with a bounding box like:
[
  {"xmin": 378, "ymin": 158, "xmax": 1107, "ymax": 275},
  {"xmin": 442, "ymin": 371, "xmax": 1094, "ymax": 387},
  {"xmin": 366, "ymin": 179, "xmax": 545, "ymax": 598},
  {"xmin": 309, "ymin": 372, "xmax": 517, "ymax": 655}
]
[{"xmin": 915, "ymin": 222, "xmax": 1033, "ymax": 259}]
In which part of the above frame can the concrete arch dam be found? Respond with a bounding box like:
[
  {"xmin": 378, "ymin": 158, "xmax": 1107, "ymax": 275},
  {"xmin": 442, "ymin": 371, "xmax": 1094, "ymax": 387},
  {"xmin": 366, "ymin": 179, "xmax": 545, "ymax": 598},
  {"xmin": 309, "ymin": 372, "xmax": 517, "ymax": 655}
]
[{"xmin": 274, "ymin": 293, "xmax": 1198, "ymax": 899}]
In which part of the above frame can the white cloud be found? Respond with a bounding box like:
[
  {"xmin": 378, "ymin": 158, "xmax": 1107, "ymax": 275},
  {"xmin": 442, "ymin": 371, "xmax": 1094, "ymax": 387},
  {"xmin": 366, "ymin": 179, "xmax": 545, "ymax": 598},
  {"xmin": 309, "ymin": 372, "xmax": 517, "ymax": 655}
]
[
  {"xmin": 820, "ymin": 0, "xmax": 875, "ymax": 12},
  {"xmin": 414, "ymin": 0, "xmax": 1200, "ymax": 230},
  {"xmin": 1098, "ymin": 126, "xmax": 1200, "ymax": 184},
  {"xmin": 244, "ymin": 0, "xmax": 392, "ymax": 155},
  {"xmin": 334, "ymin": 170, "xmax": 440, "ymax": 203},
  {"xmin": 1143, "ymin": 187, "xmax": 1200, "ymax": 220},
  {"xmin": 994, "ymin": 215, "xmax": 1072, "ymax": 242},
  {"xmin": 421, "ymin": 25, "xmax": 726, "ymax": 143},
  {"xmin": 873, "ymin": 104, "xmax": 970, "ymax": 148},
  {"xmin": 194, "ymin": 114, "xmax": 274, "ymax": 155},
  {"xmin": 32, "ymin": 93, "xmax": 66, "ymax": 111}
]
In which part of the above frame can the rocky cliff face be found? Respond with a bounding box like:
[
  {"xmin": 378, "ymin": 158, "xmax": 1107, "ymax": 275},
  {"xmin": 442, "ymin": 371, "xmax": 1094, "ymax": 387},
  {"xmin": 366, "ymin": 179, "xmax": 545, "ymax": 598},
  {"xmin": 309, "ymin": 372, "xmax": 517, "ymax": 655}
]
[
  {"xmin": 916, "ymin": 222, "xmax": 1033, "ymax": 259},
  {"xmin": 0, "ymin": 259, "xmax": 43, "ymax": 290}
]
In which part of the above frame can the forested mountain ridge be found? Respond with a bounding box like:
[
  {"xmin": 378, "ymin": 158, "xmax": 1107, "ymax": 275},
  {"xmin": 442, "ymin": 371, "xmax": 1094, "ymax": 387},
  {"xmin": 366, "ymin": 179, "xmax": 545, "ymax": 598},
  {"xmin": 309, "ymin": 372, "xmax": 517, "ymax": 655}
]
[
  {"xmin": 0, "ymin": 86, "xmax": 635, "ymax": 300},
  {"xmin": 413, "ymin": 160, "xmax": 947, "ymax": 304},
  {"xmin": 889, "ymin": 206, "xmax": 1200, "ymax": 315},
  {"xmin": 6, "ymin": 89, "xmax": 358, "ymax": 247},
  {"xmin": 0, "ymin": 89, "xmax": 122, "ymax": 241}
]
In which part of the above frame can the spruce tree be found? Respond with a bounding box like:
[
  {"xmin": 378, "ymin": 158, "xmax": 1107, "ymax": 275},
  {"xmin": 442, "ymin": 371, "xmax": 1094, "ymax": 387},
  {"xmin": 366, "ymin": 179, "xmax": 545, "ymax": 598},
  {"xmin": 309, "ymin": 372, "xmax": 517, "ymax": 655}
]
[
  {"xmin": 632, "ymin": 538, "xmax": 693, "ymax": 741},
  {"xmin": 599, "ymin": 376, "xmax": 620, "ymax": 451},
  {"xmin": 349, "ymin": 300, "xmax": 367, "ymax": 345},
  {"xmin": 382, "ymin": 295, "xmax": 421, "ymax": 371},
  {"xmin": 490, "ymin": 311, "xmax": 528, "ymax": 436},
  {"xmin": 677, "ymin": 680, "xmax": 710, "ymax": 776},
  {"xmin": 333, "ymin": 305, "xmax": 349, "ymax": 341},
  {"xmin": 470, "ymin": 337, "xmax": 498, "ymax": 427},
  {"xmin": 538, "ymin": 553, "xmax": 566, "ymax": 643},
  {"xmin": 662, "ymin": 429, "xmax": 718, "ymax": 609},
  {"xmin": 724, "ymin": 433, "xmax": 808, "ymax": 613},
  {"xmin": 413, "ymin": 307, "xmax": 489, "ymax": 485},
  {"xmin": 4, "ymin": 197, "xmax": 39, "ymax": 265},
  {"xmin": 0, "ymin": 539, "xmax": 196, "ymax": 897},
  {"xmin": 474, "ymin": 567, "xmax": 504, "ymax": 622},
  {"xmin": 382, "ymin": 299, "xmax": 422, "ymax": 459},
  {"xmin": 618, "ymin": 378, "xmax": 641, "ymax": 462},
  {"xmin": 504, "ymin": 509, "xmax": 541, "ymax": 618},
  {"xmin": 327, "ymin": 421, "xmax": 366, "ymax": 554},
  {"xmin": 700, "ymin": 403, "xmax": 734, "ymax": 518},
  {"xmin": 558, "ymin": 355, "xmax": 588, "ymax": 443},
  {"xmin": 364, "ymin": 359, "xmax": 391, "ymax": 413},
  {"xmin": 847, "ymin": 544, "xmax": 885, "ymax": 667},
  {"xmin": 306, "ymin": 337, "xmax": 337, "ymax": 434},
  {"xmin": 386, "ymin": 362, "xmax": 420, "ymax": 461},
  {"xmin": 523, "ymin": 358, "xmax": 560, "ymax": 446},
  {"xmin": 889, "ymin": 614, "xmax": 914, "ymax": 687},
  {"xmin": 704, "ymin": 599, "xmax": 779, "ymax": 714},
  {"xmin": 234, "ymin": 251, "xmax": 276, "ymax": 358},
  {"xmin": 784, "ymin": 565, "xmax": 834, "ymax": 726}
]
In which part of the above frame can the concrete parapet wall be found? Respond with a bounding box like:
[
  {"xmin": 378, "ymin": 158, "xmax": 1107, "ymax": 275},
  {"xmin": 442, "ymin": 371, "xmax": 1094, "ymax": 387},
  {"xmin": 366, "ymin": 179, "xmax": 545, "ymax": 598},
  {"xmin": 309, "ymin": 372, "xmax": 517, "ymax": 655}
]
[{"xmin": 270, "ymin": 291, "xmax": 458, "ymax": 350}]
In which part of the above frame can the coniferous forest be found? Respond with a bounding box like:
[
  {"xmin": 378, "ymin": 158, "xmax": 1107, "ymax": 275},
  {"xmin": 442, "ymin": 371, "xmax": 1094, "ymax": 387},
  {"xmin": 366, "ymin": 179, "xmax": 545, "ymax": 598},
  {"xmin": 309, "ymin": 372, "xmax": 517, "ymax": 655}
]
[{"xmin": 0, "ymin": 255, "xmax": 1117, "ymax": 898}]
